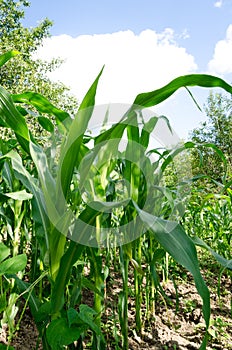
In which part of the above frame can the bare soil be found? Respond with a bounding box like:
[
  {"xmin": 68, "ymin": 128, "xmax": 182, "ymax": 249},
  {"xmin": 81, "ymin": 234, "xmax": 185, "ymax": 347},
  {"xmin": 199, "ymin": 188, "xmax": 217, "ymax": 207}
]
[{"xmin": 1, "ymin": 268, "xmax": 232, "ymax": 350}]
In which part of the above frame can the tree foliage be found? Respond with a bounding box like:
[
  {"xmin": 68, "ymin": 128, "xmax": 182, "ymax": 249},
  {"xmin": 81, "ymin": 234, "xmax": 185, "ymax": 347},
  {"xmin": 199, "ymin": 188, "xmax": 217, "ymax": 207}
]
[
  {"xmin": 0, "ymin": 0, "xmax": 78, "ymax": 115},
  {"xmin": 190, "ymin": 92, "xmax": 232, "ymax": 181}
]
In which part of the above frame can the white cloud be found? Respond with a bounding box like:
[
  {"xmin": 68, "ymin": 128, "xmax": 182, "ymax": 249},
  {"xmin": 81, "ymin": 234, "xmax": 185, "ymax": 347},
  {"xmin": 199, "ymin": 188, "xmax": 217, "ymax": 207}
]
[
  {"xmin": 214, "ymin": 0, "xmax": 223, "ymax": 8},
  {"xmin": 35, "ymin": 29, "xmax": 197, "ymax": 105},
  {"xmin": 208, "ymin": 24, "xmax": 232, "ymax": 74},
  {"xmin": 179, "ymin": 29, "xmax": 190, "ymax": 40}
]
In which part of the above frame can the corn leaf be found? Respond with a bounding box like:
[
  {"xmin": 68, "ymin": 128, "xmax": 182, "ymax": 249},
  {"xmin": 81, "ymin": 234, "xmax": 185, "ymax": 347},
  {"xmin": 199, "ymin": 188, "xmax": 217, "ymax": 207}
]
[
  {"xmin": 12, "ymin": 92, "xmax": 71, "ymax": 126},
  {"xmin": 133, "ymin": 74, "xmax": 232, "ymax": 108},
  {"xmin": 38, "ymin": 116, "xmax": 54, "ymax": 132},
  {"xmin": 0, "ymin": 86, "xmax": 30, "ymax": 151},
  {"xmin": 29, "ymin": 142, "xmax": 66, "ymax": 280},
  {"xmin": 0, "ymin": 50, "xmax": 20, "ymax": 67},
  {"xmin": 51, "ymin": 242, "xmax": 85, "ymax": 314},
  {"xmin": 192, "ymin": 236, "xmax": 232, "ymax": 270},
  {"xmin": 1, "ymin": 151, "xmax": 50, "ymax": 252},
  {"xmin": 0, "ymin": 242, "xmax": 10, "ymax": 263},
  {"xmin": 56, "ymin": 66, "xmax": 104, "ymax": 207},
  {"xmin": 4, "ymin": 189, "xmax": 33, "ymax": 201},
  {"xmin": 0, "ymin": 254, "xmax": 27, "ymax": 275},
  {"xmin": 134, "ymin": 203, "xmax": 210, "ymax": 349}
]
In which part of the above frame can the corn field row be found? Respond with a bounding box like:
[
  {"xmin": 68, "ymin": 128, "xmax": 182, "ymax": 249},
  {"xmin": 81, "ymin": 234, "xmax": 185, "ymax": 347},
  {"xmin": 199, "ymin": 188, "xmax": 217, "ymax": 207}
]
[{"xmin": 0, "ymin": 51, "xmax": 231, "ymax": 350}]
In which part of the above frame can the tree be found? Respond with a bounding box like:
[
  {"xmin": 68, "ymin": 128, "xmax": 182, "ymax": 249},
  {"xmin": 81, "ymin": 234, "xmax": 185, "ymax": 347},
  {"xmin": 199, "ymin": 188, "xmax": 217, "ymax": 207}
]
[
  {"xmin": 0, "ymin": 0, "xmax": 78, "ymax": 115},
  {"xmin": 190, "ymin": 91, "xmax": 232, "ymax": 182}
]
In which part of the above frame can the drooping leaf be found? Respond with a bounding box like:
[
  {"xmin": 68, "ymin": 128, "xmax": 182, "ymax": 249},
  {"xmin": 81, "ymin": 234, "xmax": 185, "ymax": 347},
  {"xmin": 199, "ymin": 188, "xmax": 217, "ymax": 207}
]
[
  {"xmin": 12, "ymin": 276, "xmax": 41, "ymax": 320},
  {"xmin": 0, "ymin": 50, "xmax": 20, "ymax": 68},
  {"xmin": 133, "ymin": 74, "xmax": 232, "ymax": 108},
  {"xmin": 134, "ymin": 203, "xmax": 210, "ymax": 349},
  {"xmin": 192, "ymin": 236, "xmax": 232, "ymax": 270},
  {"xmin": 12, "ymin": 92, "xmax": 71, "ymax": 125},
  {"xmin": 81, "ymin": 276, "xmax": 104, "ymax": 297}
]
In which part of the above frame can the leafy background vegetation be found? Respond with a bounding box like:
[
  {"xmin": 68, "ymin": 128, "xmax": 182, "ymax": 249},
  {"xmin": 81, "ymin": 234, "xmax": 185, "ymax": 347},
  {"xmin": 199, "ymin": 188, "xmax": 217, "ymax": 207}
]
[{"xmin": 0, "ymin": 1, "xmax": 231, "ymax": 350}]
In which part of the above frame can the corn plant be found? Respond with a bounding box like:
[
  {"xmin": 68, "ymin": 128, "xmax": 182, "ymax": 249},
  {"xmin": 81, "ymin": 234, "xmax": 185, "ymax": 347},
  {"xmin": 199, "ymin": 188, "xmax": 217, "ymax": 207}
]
[
  {"xmin": 0, "ymin": 241, "xmax": 27, "ymax": 345},
  {"xmin": 0, "ymin": 50, "xmax": 232, "ymax": 349}
]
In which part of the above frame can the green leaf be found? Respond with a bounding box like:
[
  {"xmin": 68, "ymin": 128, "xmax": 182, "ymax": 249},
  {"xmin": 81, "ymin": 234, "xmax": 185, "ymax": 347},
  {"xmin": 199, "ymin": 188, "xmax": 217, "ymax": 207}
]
[
  {"xmin": 4, "ymin": 189, "xmax": 33, "ymax": 201},
  {"xmin": 78, "ymin": 304, "xmax": 101, "ymax": 335},
  {"xmin": 67, "ymin": 308, "xmax": 79, "ymax": 327},
  {"xmin": 133, "ymin": 74, "xmax": 232, "ymax": 108},
  {"xmin": 0, "ymin": 343, "xmax": 15, "ymax": 350},
  {"xmin": 1, "ymin": 150, "xmax": 50, "ymax": 243},
  {"xmin": 12, "ymin": 92, "xmax": 71, "ymax": 124},
  {"xmin": 38, "ymin": 116, "xmax": 54, "ymax": 132},
  {"xmin": 29, "ymin": 142, "xmax": 56, "ymax": 204},
  {"xmin": 192, "ymin": 236, "xmax": 232, "ymax": 270},
  {"xmin": 12, "ymin": 276, "xmax": 41, "ymax": 320},
  {"xmin": 0, "ymin": 292, "xmax": 7, "ymax": 313},
  {"xmin": 94, "ymin": 122, "xmax": 126, "ymax": 146},
  {"xmin": 0, "ymin": 86, "xmax": 30, "ymax": 152},
  {"xmin": 34, "ymin": 302, "xmax": 51, "ymax": 325},
  {"xmin": 0, "ymin": 88, "xmax": 29, "ymax": 140},
  {"xmin": 202, "ymin": 142, "xmax": 227, "ymax": 165},
  {"xmin": 29, "ymin": 141, "xmax": 66, "ymax": 280},
  {"xmin": 0, "ymin": 254, "xmax": 27, "ymax": 275},
  {"xmin": 134, "ymin": 203, "xmax": 210, "ymax": 349},
  {"xmin": 78, "ymin": 66, "xmax": 105, "ymax": 111},
  {"xmin": 57, "ymin": 66, "xmax": 104, "ymax": 204},
  {"xmin": 140, "ymin": 116, "xmax": 158, "ymax": 148},
  {"xmin": 51, "ymin": 242, "xmax": 85, "ymax": 314},
  {"xmin": 0, "ymin": 242, "xmax": 10, "ymax": 263},
  {"xmin": 81, "ymin": 276, "xmax": 104, "ymax": 297},
  {"xmin": 0, "ymin": 50, "xmax": 20, "ymax": 68},
  {"xmin": 46, "ymin": 318, "xmax": 83, "ymax": 349}
]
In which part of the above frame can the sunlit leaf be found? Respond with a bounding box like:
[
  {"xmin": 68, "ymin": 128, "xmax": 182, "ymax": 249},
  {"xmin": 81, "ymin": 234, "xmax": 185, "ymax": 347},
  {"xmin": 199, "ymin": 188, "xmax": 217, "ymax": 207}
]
[
  {"xmin": 0, "ymin": 50, "xmax": 20, "ymax": 67},
  {"xmin": 4, "ymin": 189, "xmax": 33, "ymax": 201},
  {"xmin": 134, "ymin": 74, "xmax": 232, "ymax": 108}
]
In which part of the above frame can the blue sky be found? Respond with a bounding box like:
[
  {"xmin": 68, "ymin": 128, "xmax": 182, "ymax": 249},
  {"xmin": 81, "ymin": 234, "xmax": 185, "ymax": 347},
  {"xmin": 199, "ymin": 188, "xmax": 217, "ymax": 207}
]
[
  {"xmin": 25, "ymin": 0, "xmax": 232, "ymax": 68},
  {"xmin": 23, "ymin": 0, "xmax": 232, "ymax": 139}
]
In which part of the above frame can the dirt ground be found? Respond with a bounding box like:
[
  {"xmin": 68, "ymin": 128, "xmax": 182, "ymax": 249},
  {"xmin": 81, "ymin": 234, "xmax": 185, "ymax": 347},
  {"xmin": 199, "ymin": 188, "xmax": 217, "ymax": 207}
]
[{"xmin": 1, "ymin": 270, "xmax": 232, "ymax": 350}]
